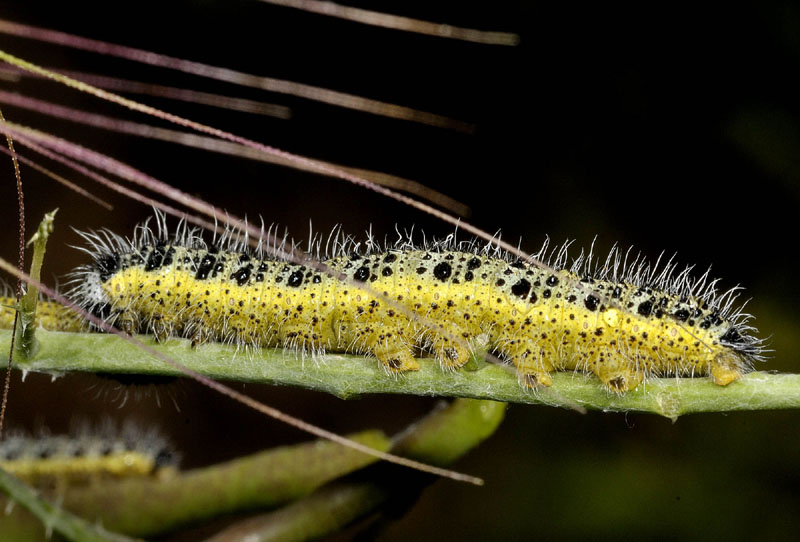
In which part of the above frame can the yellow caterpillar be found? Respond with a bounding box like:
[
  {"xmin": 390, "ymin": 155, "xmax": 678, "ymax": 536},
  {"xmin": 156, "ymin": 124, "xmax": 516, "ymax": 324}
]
[
  {"xmin": 0, "ymin": 294, "xmax": 82, "ymax": 332},
  {"xmin": 62, "ymin": 215, "xmax": 763, "ymax": 392},
  {"xmin": 0, "ymin": 425, "xmax": 176, "ymax": 486}
]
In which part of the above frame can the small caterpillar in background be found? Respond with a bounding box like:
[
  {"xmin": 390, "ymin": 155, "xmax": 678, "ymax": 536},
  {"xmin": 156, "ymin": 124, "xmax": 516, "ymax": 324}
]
[
  {"xmin": 0, "ymin": 291, "xmax": 82, "ymax": 333},
  {"xmin": 0, "ymin": 422, "xmax": 177, "ymax": 487},
  {"xmin": 57, "ymin": 213, "xmax": 765, "ymax": 393}
]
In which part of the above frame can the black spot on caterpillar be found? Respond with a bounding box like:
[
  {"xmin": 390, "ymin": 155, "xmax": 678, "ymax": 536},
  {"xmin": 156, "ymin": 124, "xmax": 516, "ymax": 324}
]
[{"xmin": 65, "ymin": 214, "xmax": 764, "ymax": 392}]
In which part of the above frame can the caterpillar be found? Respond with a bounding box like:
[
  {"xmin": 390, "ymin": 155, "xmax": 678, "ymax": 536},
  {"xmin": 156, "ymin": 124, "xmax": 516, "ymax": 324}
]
[
  {"xmin": 0, "ymin": 290, "xmax": 82, "ymax": 333},
  {"xmin": 0, "ymin": 423, "xmax": 176, "ymax": 487},
  {"xmin": 58, "ymin": 214, "xmax": 764, "ymax": 393}
]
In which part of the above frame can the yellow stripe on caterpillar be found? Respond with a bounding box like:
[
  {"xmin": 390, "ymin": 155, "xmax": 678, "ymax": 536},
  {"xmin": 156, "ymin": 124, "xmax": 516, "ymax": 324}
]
[{"xmin": 66, "ymin": 215, "xmax": 764, "ymax": 393}]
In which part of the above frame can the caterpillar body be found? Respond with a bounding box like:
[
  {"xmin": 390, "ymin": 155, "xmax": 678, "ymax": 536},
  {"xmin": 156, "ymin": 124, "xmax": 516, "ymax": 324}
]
[
  {"xmin": 0, "ymin": 294, "xmax": 82, "ymax": 333},
  {"xmin": 59, "ymin": 215, "xmax": 763, "ymax": 393},
  {"xmin": 0, "ymin": 425, "xmax": 176, "ymax": 486}
]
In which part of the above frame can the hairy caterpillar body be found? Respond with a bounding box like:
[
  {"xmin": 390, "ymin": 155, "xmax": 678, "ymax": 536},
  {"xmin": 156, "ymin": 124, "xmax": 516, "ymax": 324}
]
[
  {"xmin": 64, "ymin": 215, "xmax": 764, "ymax": 393},
  {"xmin": 0, "ymin": 296, "xmax": 82, "ymax": 332},
  {"xmin": 0, "ymin": 424, "xmax": 176, "ymax": 486}
]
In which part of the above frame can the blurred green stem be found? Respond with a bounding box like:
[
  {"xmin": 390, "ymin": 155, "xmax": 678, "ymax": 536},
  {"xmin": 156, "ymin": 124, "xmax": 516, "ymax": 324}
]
[
  {"xmin": 0, "ymin": 467, "xmax": 142, "ymax": 542},
  {"xmin": 205, "ymin": 399, "xmax": 506, "ymax": 542}
]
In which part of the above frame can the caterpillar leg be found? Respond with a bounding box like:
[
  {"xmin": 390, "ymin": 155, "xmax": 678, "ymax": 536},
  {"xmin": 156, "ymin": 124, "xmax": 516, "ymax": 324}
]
[
  {"xmin": 374, "ymin": 342, "xmax": 420, "ymax": 372},
  {"xmin": 186, "ymin": 322, "xmax": 214, "ymax": 348},
  {"xmin": 708, "ymin": 351, "xmax": 745, "ymax": 386},
  {"xmin": 349, "ymin": 324, "xmax": 420, "ymax": 372},
  {"xmin": 500, "ymin": 340, "xmax": 555, "ymax": 389},
  {"xmin": 372, "ymin": 335, "xmax": 420, "ymax": 373},
  {"xmin": 151, "ymin": 319, "xmax": 172, "ymax": 343},
  {"xmin": 428, "ymin": 322, "xmax": 473, "ymax": 370},
  {"xmin": 115, "ymin": 311, "xmax": 140, "ymax": 336},
  {"xmin": 592, "ymin": 359, "xmax": 644, "ymax": 393}
]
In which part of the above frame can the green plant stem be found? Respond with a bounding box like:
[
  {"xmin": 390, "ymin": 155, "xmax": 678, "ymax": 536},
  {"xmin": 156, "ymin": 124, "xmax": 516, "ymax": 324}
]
[
  {"xmin": 3, "ymin": 329, "xmax": 798, "ymax": 419},
  {"xmin": 15, "ymin": 209, "xmax": 57, "ymax": 358},
  {"xmin": 205, "ymin": 399, "xmax": 506, "ymax": 542}
]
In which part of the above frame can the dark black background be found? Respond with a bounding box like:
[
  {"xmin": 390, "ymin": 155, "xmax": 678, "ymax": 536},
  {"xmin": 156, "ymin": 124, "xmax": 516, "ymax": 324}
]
[{"xmin": 2, "ymin": 1, "xmax": 800, "ymax": 540}]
